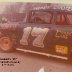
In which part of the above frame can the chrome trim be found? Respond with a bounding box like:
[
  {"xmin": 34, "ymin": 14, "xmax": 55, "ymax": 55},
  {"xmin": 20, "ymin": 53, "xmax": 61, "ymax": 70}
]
[{"xmin": 16, "ymin": 48, "xmax": 68, "ymax": 60}]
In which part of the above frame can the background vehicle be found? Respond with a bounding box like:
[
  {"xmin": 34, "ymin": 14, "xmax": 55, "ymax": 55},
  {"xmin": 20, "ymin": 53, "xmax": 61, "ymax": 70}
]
[{"xmin": 0, "ymin": 3, "xmax": 72, "ymax": 60}]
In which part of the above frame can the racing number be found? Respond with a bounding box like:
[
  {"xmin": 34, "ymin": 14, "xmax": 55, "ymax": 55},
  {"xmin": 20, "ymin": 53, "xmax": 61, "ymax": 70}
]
[{"xmin": 20, "ymin": 27, "xmax": 49, "ymax": 48}]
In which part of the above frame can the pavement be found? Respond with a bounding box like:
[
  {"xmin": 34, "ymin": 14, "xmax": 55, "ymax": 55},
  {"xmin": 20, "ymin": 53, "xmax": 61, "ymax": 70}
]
[{"xmin": 0, "ymin": 50, "xmax": 72, "ymax": 72}]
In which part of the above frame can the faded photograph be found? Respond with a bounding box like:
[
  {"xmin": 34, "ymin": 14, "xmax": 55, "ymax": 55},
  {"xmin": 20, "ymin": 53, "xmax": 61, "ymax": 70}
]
[{"xmin": 0, "ymin": 2, "xmax": 72, "ymax": 72}]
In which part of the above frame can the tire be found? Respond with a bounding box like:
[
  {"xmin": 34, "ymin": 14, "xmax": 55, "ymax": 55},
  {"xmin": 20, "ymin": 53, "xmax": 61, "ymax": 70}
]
[{"xmin": 0, "ymin": 37, "xmax": 13, "ymax": 52}]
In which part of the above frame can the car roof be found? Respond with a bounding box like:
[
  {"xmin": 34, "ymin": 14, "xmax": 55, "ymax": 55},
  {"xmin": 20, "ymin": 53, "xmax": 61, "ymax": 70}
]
[{"xmin": 27, "ymin": 3, "xmax": 72, "ymax": 13}]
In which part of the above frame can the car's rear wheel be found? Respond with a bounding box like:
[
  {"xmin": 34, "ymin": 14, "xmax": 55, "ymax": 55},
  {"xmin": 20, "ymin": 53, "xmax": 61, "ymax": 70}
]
[{"xmin": 0, "ymin": 37, "xmax": 13, "ymax": 52}]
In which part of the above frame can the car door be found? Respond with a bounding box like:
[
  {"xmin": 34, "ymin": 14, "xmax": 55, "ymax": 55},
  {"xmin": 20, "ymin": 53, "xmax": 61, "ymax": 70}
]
[{"xmin": 19, "ymin": 10, "xmax": 56, "ymax": 54}]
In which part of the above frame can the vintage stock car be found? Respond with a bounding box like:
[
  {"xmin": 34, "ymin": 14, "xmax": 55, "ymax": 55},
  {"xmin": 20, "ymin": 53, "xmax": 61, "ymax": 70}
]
[{"xmin": 0, "ymin": 3, "xmax": 72, "ymax": 60}]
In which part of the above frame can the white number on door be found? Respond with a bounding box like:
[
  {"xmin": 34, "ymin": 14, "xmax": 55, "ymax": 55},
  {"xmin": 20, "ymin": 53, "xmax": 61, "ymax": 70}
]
[{"xmin": 20, "ymin": 27, "xmax": 49, "ymax": 48}]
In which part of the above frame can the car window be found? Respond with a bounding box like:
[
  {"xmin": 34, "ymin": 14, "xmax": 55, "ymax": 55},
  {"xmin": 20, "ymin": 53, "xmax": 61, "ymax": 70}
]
[
  {"xmin": 67, "ymin": 14, "xmax": 72, "ymax": 25},
  {"xmin": 29, "ymin": 11, "xmax": 53, "ymax": 24},
  {"xmin": 56, "ymin": 13, "xmax": 68, "ymax": 25}
]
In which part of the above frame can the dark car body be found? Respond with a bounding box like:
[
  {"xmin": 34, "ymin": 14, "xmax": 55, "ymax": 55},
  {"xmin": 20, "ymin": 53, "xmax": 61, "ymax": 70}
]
[{"xmin": 0, "ymin": 3, "xmax": 72, "ymax": 60}]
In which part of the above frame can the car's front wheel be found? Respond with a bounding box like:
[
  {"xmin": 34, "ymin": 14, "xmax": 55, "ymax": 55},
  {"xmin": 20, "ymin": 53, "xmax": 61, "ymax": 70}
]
[{"xmin": 0, "ymin": 37, "xmax": 13, "ymax": 52}]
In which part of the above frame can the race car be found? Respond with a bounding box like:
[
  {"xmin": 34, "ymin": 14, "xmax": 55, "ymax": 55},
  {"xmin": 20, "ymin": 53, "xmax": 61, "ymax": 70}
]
[{"xmin": 0, "ymin": 3, "xmax": 72, "ymax": 60}]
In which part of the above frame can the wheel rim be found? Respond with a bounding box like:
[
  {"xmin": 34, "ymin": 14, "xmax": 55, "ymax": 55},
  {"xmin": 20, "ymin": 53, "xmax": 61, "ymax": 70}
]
[{"xmin": 0, "ymin": 37, "xmax": 12, "ymax": 51}]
